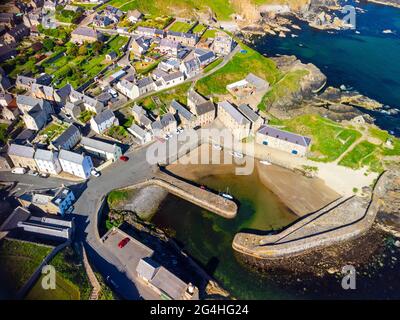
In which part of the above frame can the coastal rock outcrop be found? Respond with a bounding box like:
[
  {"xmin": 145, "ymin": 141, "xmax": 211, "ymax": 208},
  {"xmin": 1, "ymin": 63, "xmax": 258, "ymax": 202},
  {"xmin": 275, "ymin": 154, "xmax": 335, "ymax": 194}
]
[{"xmin": 376, "ymin": 167, "xmax": 400, "ymax": 236}]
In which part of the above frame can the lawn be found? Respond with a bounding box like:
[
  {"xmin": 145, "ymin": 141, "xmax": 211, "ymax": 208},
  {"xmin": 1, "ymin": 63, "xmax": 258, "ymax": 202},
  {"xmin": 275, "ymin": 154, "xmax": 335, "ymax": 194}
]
[
  {"xmin": 201, "ymin": 28, "xmax": 217, "ymax": 39},
  {"xmin": 78, "ymin": 110, "xmax": 96, "ymax": 123},
  {"xmin": 196, "ymin": 43, "xmax": 280, "ymax": 97},
  {"xmin": 39, "ymin": 122, "xmax": 68, "ymax": 144},
  {"xmin": 45, "ymin": 246, "xmax": 91, "ymax": 300},
  {"xmin": 26, "ymin": 273, "xmax": 80, "ymax": 300},
  {"xmin": 338, "ymin": 127, "xmax": 400, "ymax": 173},
  {"xmin": 339, "ymin": 141, "xmax": 378, "ymax": 170},
  {"xmin": 279, "ymin": 114, "xmax": 362, "ymax": 162},
  {"xmin": 192, "ymin": 23, "xmax": 207, "ymax": 34},
  {"xmin": 168, "ymin": 21, "xmax": 193, "ymax": 33},
  {"xmin": 133, "ymin": 59, "xmax": 160, "ymax": 75},
  {"xmin": 0, "ymin": 239, "xmax": 53, "ymax": 295},
  {"xmin": 137, "ymin": 82, "xmax": 191, "ymax": 112},
  {"xmin": 107, "ymin": 125, "xmax": 129, "ymax": 140},
  {"xmin": 100, "ymin": 0, "xmax": 235, "ymax": 20},
  {"xmin": 135, "ymin": 15, "xmax": 174, "ymax": 30}
]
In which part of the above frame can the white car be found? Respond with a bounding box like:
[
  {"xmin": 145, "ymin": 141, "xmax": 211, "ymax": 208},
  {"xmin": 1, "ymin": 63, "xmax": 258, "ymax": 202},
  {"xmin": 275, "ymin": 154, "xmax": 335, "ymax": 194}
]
[
  {"xmin": 91, "ymin": 169, "xmax": 101, "ymax": 177},
  {"xmin": 28, "ymin": 170, "xmax": 39, "ymax": 176},
  {"xmin": 11, "ymin": 168, "xmax": 26, "ymax": 175}
]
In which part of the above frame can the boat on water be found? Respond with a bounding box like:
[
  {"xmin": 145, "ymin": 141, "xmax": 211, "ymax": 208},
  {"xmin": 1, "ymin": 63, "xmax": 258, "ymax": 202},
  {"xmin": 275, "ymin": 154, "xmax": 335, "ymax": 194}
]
[
  {"xmin": 230, "ymin": 151, "xmax": 244, "ymax": 159},
  {"xmin": 260, "ymin": 160, "xmax": 272, "ymax": 166},
  {"xmin": 213, "ymin": 144, "xmax": 222, "ymax": 151},
  {"xmin": 383, "ymin": 29, "xmax": 393, "ymax": 34},
  {"xmin": 220, "ymin": 192, "xmax": 234, "ymax": 200}
]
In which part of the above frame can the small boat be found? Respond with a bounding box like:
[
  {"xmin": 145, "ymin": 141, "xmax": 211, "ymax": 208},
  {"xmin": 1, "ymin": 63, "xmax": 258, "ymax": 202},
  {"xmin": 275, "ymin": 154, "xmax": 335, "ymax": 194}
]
[
  {"xmin": 212, "ymin": 144, "xmax": 222, "ymax": 151},
  {"xmin": 260, "ymin": 160, "xmax": 272, "ymax": 166},
  {"xmin": 355, "ymin": 30, "xmax": 360, "ymax": 34},
  {"xmin": 230, "ymin": 151, "xmax": 244, "ymax": 159},
  {"xmin": 383, "ymin": 29, "xmax": 393, "ymax": 34},
  {"xmin": 291, "ymin": 34, "xmax": 298, "ymax": 38},
  {"xmin": 220, "ymin": 192, "xmax": 234, "ymax": 200},
  {"xmin": 298, "ymin": 43, "xmax": 304, "ymax": 47}
]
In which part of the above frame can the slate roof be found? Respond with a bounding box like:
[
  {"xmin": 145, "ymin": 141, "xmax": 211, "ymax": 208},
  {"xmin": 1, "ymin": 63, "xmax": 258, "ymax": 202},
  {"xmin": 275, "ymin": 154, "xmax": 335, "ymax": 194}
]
[
  {"xmin": 128, "ymin": 123, "xmax": 148, "ymax": 138},
  {"xmin": 34, "ymin": 148, "xmax": 57, "ymax": 161},
  {"xmin": 80, "ymin": 136, "xmax": 118, "ymax": 154},
  {"xmin": 72, "ymin": 26, "xmax": 98, "ymax": 39},
  {"xmin": 59, "ymin": 149, "xmax": 86, "ymax": 164},
  {"xmin": 136, "ymin": 76, "xmax": 154, "ymax": 89},
  {"xmin": 52, "ymin": 124, "xmax": 80, "ymax": 149},
  {"xmin": 195, "ymin": 101, "xmax": 214, "ymax": 116},
  {"xmin": 170, "ymin": 100, "xmax": 195, "ymax": 121},
  {"xmin": 218, "ymin": 101, "xmax": 250, "ymax": 126},
  {"xmin": 238, "ymin": 104, "xmax": 260, "ymax": 123},
  {"xmin": 245, "ymin": 73, "xmax": 268, "ymax": 89},
  {"xmin": 150, "ymin": 266, "xmax": 188, "ymax": 300},
  {"xmin": 92, "ymin": 109, "xmax": 115, "ymax": 125},
  {"xmin": 187, "ymin": 89, "xmax": 206, "ymax": 106},
  {"xmin": 8, "ymin": 143, "xmax": 35, "ymax": 158},
  {"xmin": 257, "ymin": 125, "xmax": 311, "ymax": 147}
]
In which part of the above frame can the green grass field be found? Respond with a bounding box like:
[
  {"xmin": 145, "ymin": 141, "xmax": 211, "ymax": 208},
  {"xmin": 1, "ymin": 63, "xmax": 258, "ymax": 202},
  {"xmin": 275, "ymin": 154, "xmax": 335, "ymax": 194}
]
[
  {"xmin": 203, "ymin": 58, "xmax": 223, "ymax": 73},
  {"xmin": 196, "ymin": 44, "xmax": 279, "ymax": 97},
  {"xmin": 26, "ymin": 273, "xmax": 81, "ymax": 300},
  {"xmin": 99, "ymin": 0, "xmax": 235, "ymax": 20},
  {"xmin": 137, "ymin": 82, "xmax": 191, "ymax": 112},
  {"xmin": 338, "ymin": 127, "xmax": 400, "ymax": 173},
  {"xmin": 108, "ymin": 190, "xmax": 130, "ymax": 207},
  {"xmin": 278, "ymin": 114, "xmax": 362, "ymax": 162},
  {"xmin": 0, "ymin": 240, "xmax": 53, "ymax": 295},
  {"xmin": 192, "ymin": 23, "xmax": 207, "ymax": 34},
  {"xmin": 168, "ymin": 21, "xmax": 193, "ymax": 32}
]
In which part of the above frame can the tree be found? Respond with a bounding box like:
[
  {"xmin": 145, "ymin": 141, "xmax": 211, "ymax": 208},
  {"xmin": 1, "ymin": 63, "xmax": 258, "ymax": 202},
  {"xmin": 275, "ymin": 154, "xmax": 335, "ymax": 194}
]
[
  {"xmin": 78, "ymin": 45, "xmax": 88, "ymax": 56},
  {"xmin": 92, "ymin": 41, "xmax": 103, "ymax": 56},
  {"xmin": 67, "ymin": 44, "xmax": 78, "ymax": 56},
  {"xmin": 43, "ymin": 38, "xmax": 55, "ymax": 51}
]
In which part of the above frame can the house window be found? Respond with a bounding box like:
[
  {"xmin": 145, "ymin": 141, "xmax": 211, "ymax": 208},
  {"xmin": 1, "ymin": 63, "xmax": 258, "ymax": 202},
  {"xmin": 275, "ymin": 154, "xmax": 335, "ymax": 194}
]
[{"xmin": 263, "ymin": 140, "xmax": 268, "ymax": 146}]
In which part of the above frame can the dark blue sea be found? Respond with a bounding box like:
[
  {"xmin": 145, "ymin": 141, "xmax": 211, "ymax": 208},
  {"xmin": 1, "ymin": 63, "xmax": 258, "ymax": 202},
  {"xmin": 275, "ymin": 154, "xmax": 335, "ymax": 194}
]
[{"xmin": 252, "ymin": 1, "xmax": 400, "ymax": 136}]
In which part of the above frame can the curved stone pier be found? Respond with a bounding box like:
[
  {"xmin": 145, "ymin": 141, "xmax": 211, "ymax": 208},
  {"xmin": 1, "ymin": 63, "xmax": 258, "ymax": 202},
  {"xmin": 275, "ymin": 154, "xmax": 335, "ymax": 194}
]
[
  {"xmin": 232, "ymin": 171, "xmax": 389, "ymax": 259},
  {"xmin": 132, "ymin": 172, "xmax": 238, "ymax": 219}
]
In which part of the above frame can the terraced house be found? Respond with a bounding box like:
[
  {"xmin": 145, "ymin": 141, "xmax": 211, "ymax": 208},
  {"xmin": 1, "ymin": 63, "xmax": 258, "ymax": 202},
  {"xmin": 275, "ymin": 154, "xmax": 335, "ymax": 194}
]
[
  {"xmin": 90, "ymin": 109, "xmax": 118, "ymax": 135},
  {"xmin": 34, "ymin": 148, "xmax": 62, "ymax": 175},
  {"xmin": 217, "ymin": 101, "xmax": 251, "ymax": 140},
  {"xmin": 187, "ymin": 89, "xmax": 215, "ymax": 127},
  {"xmin": 7, "ymin": 143, "xmax": 37, "ymax": 170},
  {"xmin": 58, "ymin": 149, "xmax": 93, "ymax": 179}
]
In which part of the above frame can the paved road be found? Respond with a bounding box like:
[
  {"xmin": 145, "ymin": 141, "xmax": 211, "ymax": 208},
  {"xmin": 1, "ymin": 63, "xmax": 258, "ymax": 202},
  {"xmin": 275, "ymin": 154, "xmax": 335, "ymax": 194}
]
[{"xmin": 0, "ymin": 44, "xmax": 241, "ymax": 299}]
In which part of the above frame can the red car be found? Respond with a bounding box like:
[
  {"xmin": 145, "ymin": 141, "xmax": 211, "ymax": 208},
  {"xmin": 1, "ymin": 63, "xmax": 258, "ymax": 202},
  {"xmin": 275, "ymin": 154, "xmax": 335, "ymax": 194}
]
[
  {"xmin": 118, "ymin": 237, "xmax": 130, "ymax": 248},
  {"xmin": 119, "ymin": 156, "xmax": 129, "ymax": 162}
]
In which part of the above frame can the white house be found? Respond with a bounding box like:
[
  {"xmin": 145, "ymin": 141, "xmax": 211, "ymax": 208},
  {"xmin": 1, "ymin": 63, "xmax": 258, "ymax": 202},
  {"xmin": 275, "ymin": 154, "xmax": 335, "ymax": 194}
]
[
  {"xmin": 34, "ymin": 148, "xmax": 62, "ymax": 175},
  {"xmin": 256, "ymin": 125, "xmax": 311, "ymax": 157},
  {"xmin": 128, "ymin": 124, "xmax": 152, "ymax": 145},
  {"xmin": 116, "ymin": 77, "xmax": 155, "ymax": 100},
  {"xmin": 80, "ymin": 136, "xmax": 122, "ymax": 162},
  {"xmin": 59, "ymin": 149, "xmax": 93, "ymax": 179},
  {"xmin": 90, "ymin": 110, "xmax": 119, "ymax": 135},
  {"xmin": 180, "ymin": 58, "xmax": 201, "ymax": 78}
]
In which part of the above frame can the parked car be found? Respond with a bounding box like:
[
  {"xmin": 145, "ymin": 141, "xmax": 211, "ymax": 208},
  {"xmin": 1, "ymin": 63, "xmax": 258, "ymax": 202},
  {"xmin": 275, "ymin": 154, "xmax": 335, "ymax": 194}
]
[
  {"xmin": 11, "ymin": 167, "xmax": 26, "ymax": 175},
  {"xmin": 118, "ymin": 237, "xmax": 130, "ymax": 248},
  {"xmin": 39, "ymin": 173, "xmax": 50, "ymax": 178},
  {"xmin": 91, "ymin": 168, "xmax": 101, "ymax": 177},
  {"xmin": 28, "ymin": 170, "xmax": 39, "ymax": 176},
  {"xmin": 119, "ymin": 156, "xmax": 129, "ymax": 162}
]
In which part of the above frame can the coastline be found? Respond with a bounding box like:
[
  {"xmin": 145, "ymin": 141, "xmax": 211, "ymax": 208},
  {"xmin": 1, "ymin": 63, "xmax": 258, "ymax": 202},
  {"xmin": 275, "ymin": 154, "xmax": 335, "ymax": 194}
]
[{"xmin": 367, "ymin": 0, "xmax": 400, "ymax": 9}]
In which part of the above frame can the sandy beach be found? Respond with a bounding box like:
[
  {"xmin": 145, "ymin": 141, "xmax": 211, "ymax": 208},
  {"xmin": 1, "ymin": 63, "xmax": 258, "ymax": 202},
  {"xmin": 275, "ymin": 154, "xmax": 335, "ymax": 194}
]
[{"xmin": 168, "ymin": 144, "xmax": 340, "ymax": 216}]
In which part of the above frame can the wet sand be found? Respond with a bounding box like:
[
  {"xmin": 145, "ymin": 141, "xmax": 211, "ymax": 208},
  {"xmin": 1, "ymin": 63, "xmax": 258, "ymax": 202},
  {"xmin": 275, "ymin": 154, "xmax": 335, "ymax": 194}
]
[{"xmin": 168, "ymin": 144, "xmax": 339, "ymax": 217}]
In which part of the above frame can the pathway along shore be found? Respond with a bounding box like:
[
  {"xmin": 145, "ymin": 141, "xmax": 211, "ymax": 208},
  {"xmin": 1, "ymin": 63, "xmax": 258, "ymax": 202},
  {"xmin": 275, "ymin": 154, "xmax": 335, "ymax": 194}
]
[{"xmin": 232, "ymin": 170, "xmax": 390, "ymax": 259}]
